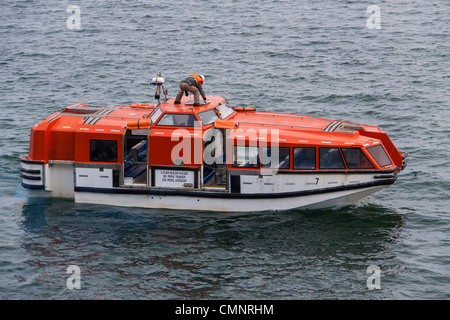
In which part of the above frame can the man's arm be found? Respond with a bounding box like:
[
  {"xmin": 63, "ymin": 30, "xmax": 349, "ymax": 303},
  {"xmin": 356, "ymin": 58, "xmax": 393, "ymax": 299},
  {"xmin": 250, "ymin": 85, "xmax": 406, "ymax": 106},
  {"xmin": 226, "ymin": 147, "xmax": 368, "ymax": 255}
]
[{"xmin": 197, "ymin": 83, "xmax": 207, "ymax": 100}]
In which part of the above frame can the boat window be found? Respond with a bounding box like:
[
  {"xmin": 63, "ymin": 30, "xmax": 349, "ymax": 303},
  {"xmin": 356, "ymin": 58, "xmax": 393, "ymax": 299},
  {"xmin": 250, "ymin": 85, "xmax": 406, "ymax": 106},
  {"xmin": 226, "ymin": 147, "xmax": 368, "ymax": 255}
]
[
  {"xmin": 198, "ymin": 109, "xmax": 219, "ymax": 125},
  {"xmin": 150, "ymin": 107, "xmax": 162, "ymax": 123},
  {"xmin": 342, "ymin": 148, "xmax": 374, "ymax": 169},
  {"xmin": 261, "ymin": 147, "xmax": 290, "ymax": 169},
  {"xmin": 366, "ymin": 145, "xmax": 392, "ymax": 167},
  {"xmin": 216, "ymin": 102, "xmax": 235, "ymax": 119},
  {"xmin": 319, "ymin": 147, "xmax": 346, "ymax": 169},
  {"xmin": 293, "ymin": 147, "xmax": 316, "ymax": 169},
  {"xmin": 156, "ymin": 113, "xmax": 200, "ymax": 127},
  {"xmin": 90, "ymin": 140, "xmax": 117, "ymax": 162},
  {"xmin": 233, "ymin": 146, "xmax": 259, "ymax": 168}
]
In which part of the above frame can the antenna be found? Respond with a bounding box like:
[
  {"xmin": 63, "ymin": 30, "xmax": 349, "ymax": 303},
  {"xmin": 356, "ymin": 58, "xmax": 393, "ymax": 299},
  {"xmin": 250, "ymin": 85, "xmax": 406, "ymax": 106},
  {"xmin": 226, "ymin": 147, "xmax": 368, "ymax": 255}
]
[{"xmin": 150, "ymin": 73, "xmax": 168, "ymax": 105}]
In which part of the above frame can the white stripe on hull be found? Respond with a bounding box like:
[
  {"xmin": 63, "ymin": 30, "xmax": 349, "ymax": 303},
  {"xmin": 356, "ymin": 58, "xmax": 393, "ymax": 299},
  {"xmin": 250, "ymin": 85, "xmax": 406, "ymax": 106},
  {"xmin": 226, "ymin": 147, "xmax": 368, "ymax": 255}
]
[{"xmin": 74, "ymin": 185, "xmax": 386, "ymax": 212}]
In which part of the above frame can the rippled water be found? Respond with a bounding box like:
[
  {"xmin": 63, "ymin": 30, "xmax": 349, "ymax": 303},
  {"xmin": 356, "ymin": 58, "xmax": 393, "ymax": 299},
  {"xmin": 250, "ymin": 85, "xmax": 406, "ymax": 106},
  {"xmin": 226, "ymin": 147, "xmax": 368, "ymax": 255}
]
[{"xmin": 0, "ymin": 0, "xmax": 449, "ymax": 299}]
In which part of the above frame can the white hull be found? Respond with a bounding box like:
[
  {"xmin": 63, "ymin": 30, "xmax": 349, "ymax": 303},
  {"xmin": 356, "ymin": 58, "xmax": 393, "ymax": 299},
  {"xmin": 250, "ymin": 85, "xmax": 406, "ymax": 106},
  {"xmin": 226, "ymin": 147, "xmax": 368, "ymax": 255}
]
[
  {"xmin": 74, "ymin": 185, "xmax": 386, "ymax": 212},
  {"xmin": 22, "ymin": 161, "xmax": 396, "ymax": 212}
]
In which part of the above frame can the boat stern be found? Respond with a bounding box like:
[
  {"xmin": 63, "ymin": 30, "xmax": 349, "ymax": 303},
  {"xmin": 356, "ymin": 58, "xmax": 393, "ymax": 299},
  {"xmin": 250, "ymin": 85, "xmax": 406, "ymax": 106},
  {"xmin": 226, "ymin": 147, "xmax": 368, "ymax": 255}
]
[{"xmin": 20, "ymin": 155, "xmax": 45, "ymax": 190}]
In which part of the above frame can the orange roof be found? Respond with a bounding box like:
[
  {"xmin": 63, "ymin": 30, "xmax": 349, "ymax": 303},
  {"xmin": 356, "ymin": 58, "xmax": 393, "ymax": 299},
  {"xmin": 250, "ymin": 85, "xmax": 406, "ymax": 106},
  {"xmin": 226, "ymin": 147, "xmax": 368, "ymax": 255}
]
[
  {"xmin": 37, "ymin": 95, "xmax": 385, "ymax": 148},
  {"xmin": 159, "ymin": 96, "xmax": 225, "ymax": 113}
]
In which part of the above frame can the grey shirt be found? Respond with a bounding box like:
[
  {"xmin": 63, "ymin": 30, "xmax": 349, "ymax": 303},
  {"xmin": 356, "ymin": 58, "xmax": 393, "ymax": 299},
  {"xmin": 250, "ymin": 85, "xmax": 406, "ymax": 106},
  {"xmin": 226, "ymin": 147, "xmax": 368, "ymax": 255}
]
[{"xmin": 181, "ymin": 76, "xmax": 206, "ymax": 100}]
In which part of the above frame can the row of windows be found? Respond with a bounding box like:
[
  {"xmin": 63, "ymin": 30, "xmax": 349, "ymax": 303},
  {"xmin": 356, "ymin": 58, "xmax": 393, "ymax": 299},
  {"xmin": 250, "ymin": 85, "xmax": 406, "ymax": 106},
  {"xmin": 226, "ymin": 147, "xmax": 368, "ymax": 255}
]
[
  {"xmin": 233, "ymin": 146, "xmax": 391, "ymax": 170},
  {"xmin": 89, "ymin": 139, "xmax": 392, "ymax": 170}
]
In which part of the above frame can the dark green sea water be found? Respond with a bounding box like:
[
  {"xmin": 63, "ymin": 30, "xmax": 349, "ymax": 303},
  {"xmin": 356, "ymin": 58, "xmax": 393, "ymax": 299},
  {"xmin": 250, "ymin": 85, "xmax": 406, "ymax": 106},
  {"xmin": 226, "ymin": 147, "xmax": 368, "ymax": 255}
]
[{"xmin": 0, "ymin": 0, "xmax": 449, "ymax": 299}]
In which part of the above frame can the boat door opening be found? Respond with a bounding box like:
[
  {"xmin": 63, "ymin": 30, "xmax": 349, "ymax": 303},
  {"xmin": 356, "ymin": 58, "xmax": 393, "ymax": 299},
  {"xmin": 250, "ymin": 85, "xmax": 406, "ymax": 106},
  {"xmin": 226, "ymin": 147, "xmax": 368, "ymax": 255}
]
[
  {"xmin": 203, "ymin": 127, "xmax": 227, "ymax": 188},
  {"xmin": 123, "ymin": 129, "xmax": 148, "ymax": 186}
]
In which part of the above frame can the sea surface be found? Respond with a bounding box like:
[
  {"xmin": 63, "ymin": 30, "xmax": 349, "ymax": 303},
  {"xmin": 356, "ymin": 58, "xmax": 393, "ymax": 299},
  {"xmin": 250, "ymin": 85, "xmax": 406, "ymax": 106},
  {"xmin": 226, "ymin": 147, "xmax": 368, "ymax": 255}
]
[{"xmin": 0, "ymin": 0, "xmax": 449, "ymax": 300}]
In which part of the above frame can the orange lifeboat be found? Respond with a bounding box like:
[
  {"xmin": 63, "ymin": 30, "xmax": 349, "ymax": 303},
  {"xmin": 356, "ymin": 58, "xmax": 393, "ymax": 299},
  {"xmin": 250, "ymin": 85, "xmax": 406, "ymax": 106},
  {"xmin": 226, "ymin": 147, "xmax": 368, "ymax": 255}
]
[{"xmin": 20, "ymin": 94, "xmax": 407, "ymax": 212}]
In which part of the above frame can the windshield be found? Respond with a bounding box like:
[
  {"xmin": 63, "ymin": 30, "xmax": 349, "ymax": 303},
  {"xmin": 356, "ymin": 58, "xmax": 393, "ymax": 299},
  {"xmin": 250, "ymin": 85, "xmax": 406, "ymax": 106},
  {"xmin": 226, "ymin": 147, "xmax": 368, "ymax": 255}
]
[
  {"xmin": 150, "ymin": 108, "xmax": 162, "ymax": 123},
  {"xmin": 198, "ymin": 109, "xmax": 219, "ymax": 125},
  {"xmin": 216, "ymin": 102, "xmax": 235, "ymax": 119},
  {"xmin": 156, "ymin": 113, "xmax": 200, "ymax": 127}
]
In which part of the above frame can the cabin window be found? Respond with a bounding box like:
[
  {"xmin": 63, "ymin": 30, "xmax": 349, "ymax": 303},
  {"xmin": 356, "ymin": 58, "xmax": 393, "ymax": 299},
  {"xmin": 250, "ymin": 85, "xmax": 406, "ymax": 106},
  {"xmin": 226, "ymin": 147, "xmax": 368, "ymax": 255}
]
[
  {"xmin": 261, "ymin": 147, "xmax": 290, "ymax": 169},
  {"xmin": 90, "ymin": 140, "xmax": 117, "ymax": 162},
  {"xmin": 156, "ymin": 113, "xmax": 200, "ymax": 127},
  {"xmin": 293, "ymin": 147, "xmax": 316, "ymax": 169},
  {"xmin": 198, "ymin": 109, "xmax": 219, "ymax": 125},
  {"xmin": 233, "ymin": 146, "xmax": 259, "ymax": 168},
  {"xmin": 150, "ymin": 107, "xmax": 162, "ymax": 123},
  {"xmin": 319, "ymin": 147, "xmax": 346, "ymax": 169},
  {"xmin": 216, "ymin": 102, "xmax": 235, "ymax": 119},
  {"xmin": 366, "ymin": 145, "xmax": 392, "ymax": 167},
  {"xmin": 342, "ymin": 148, "xmax": 374, "ymax": 169}
]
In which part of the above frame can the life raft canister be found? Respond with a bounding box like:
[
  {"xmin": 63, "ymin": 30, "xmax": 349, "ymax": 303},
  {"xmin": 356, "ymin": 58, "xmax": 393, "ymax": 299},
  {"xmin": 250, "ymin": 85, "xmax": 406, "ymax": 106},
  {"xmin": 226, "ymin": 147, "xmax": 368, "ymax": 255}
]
[
  {"xmin": 131, "ymin": 103, "xmax": 155, "ymax": 109},
  {"xmin": 189, "ymin": 74, "xmax": 204, "ymax": 85},
  {"xmin": 127, "ymin": 118, "xmax": 151, "ymax": 130}
]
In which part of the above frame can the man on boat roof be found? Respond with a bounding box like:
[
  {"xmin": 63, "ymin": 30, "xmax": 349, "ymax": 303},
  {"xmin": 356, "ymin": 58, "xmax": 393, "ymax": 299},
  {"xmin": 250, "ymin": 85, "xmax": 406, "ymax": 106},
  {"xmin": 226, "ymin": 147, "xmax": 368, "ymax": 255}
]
[{"xmin": 174, "ymin": 74, "xmax": 207, "ymax": 106}]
